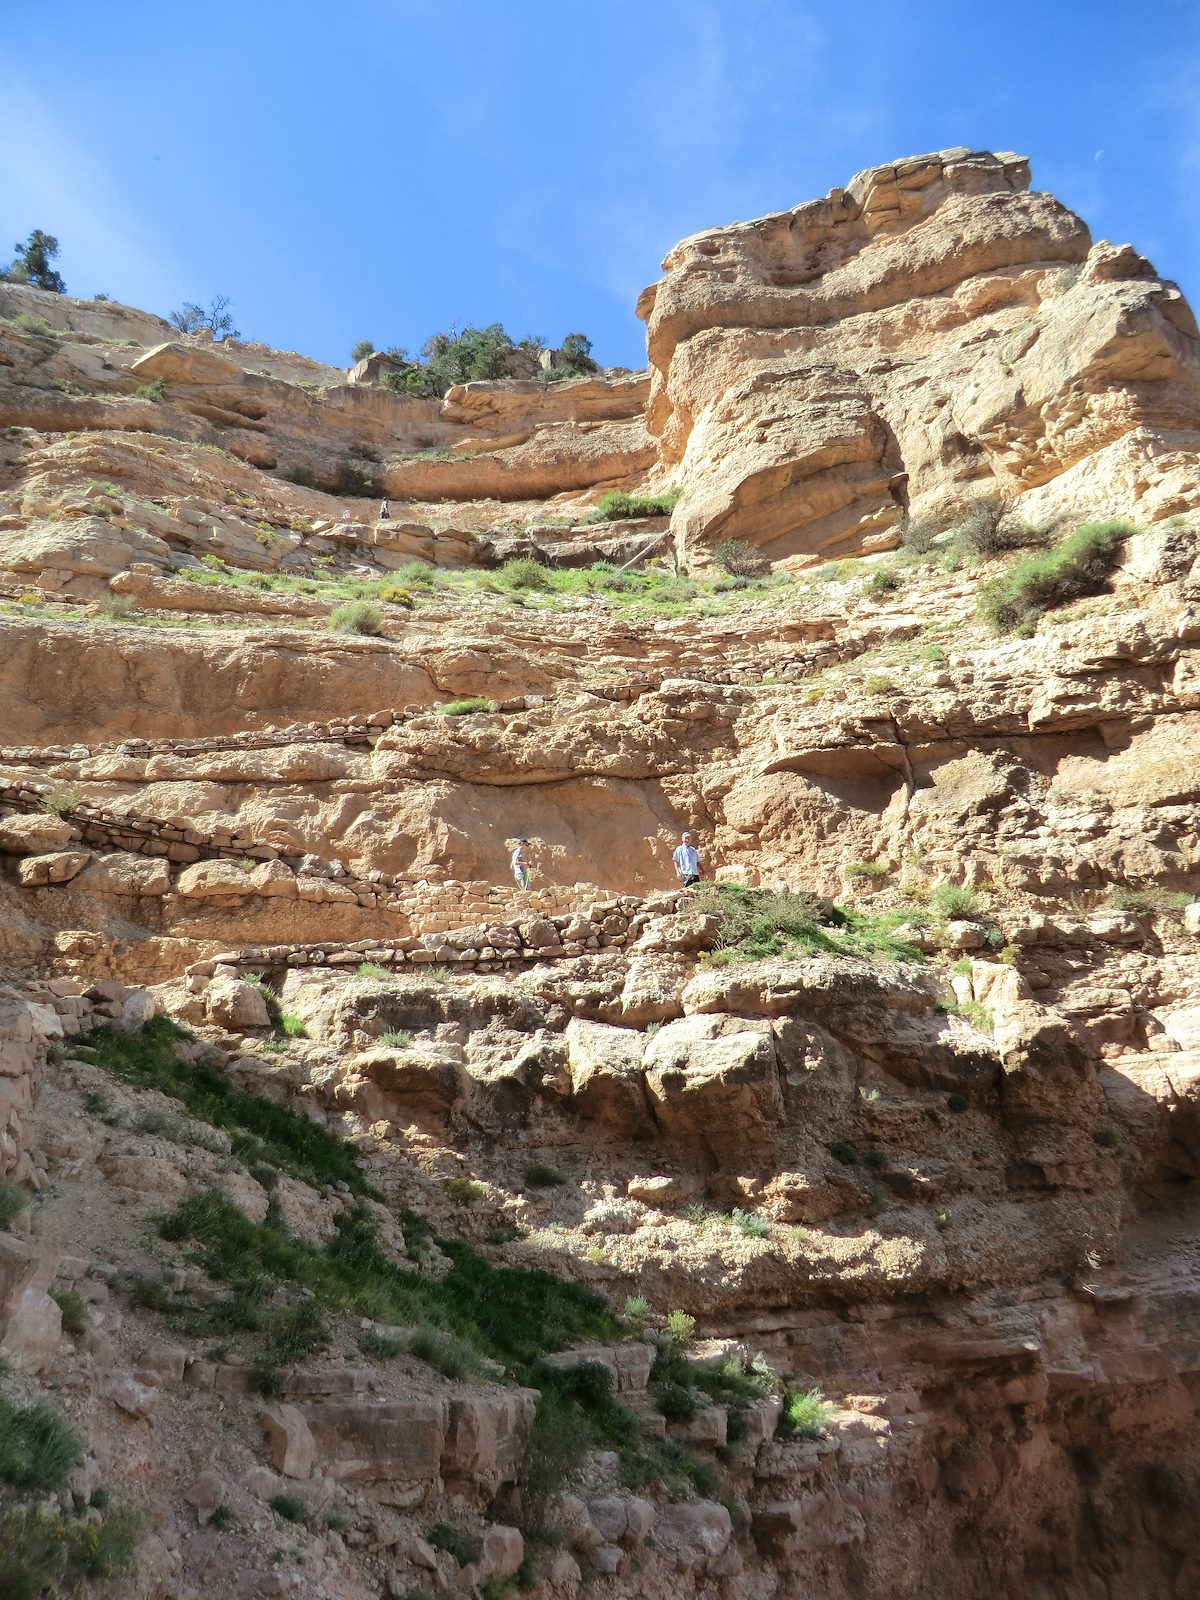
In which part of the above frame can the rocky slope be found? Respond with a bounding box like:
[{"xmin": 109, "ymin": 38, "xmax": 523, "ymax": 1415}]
[{"xmin": 0, "ymin": 150, "xmax": 1199, "ymax": 1600}]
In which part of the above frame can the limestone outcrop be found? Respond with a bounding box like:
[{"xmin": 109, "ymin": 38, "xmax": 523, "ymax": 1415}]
[
  {"xmin": 2, "ymin": 147, "xmax": 1200, "ymax": 1600},
  {"xmin": 639, "ymin": 148, "xmax": 1200, "ymax": 565}
]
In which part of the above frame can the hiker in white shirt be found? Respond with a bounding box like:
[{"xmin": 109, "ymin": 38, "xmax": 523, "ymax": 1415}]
[
  {"xmin": 672, "ymin": 831, "xmax": 701, "ymax": 887},
  {"xmin": 511, "ymin": 837, "xmax": 531, "ymax": 890}
]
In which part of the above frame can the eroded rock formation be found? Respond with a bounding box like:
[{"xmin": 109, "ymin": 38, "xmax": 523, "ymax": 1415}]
[{"xmin": 0, "ymin": 151, "xmax": 1199, "ymax": 1600}]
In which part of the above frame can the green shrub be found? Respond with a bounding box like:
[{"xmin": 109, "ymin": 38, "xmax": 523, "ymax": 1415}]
[
  {"xmin": 0, "ymin": 1392, "xmax": 83, "ymax": 1489},
  {"xmin": 279, "ymin": 1014, "xmax": 308, "ymax": 1039},
  {"xmin": 523, "ymin": 1163, "xmax": 567, "ymax": 1189},
  {"xmin": 729, "ymin": 1208, "xmax": 769, "ymax": 1238},
  {"xmin": 587, "ymin": 489, "xmax": 680, "ymax": 522},
  {"xmin": 520, "ymin": 1393, "xmax": 595, "ymax": 1536},
  {"xmin": 446, "ymin": 1177, "xmax": 484, "ymax": 1204},
  {"xmin": 624, "ymin": 1294, "xmax": 650, "ymax": 1329},
  {"xmin": 328, "ymin": 600, "xmax": 385, "ymax": 636},
  {"xmin": 49, "ymin": 1286, "xmax": 88, "ymax": 1336},
  {"xmin": 97, "ymin": 594, "xmax": 136, "ymax": 621},
  {"xmin": 976, "ymin": 520, "xmax": 1133, "ymax": 633},
  {"xmin": 0, "ymin": 1182, "xmax": 29, "ymax": 1231},
  {"xmin": 77, "ymin": 1017, "xmax": 368, "ymax": 1191},
  {"xmin": 380, "ymin": 1029, "xmax": 412, "ymax": 1049},
  {"xmin": 11, "ymin": 311, "xmax": 54, "ymax": 336},
  {"xmin": 1109, "ymin": 886, "xmax": 1196, "ymax": 918},
  {"xmin": 440, "ymin": 696, "xmax": 496, "ymax": 715},
  {"xmin": 360, "ymin": 1329, "xmax": 403, "ymax": 1358},
  {"xmin": 928, "ymin": 884, "xmax": 980, "ymax": 920},
  {"xmin": 844, "ymin": 860, "xmax": 889, "ymax": 880},
  {"xmin": 712, "ymin": 539, "xmax": 766, "ymax": 577},
  {"xmin": 429, "ymin": 1522, "xmax": 481, "ymax": 1567},
  {"xmin": 39, "ymin": 781, "xmax": 80, "ymax": 818},
  {"xmin": 408, "ymin": 1325, "xmax": 485, "ymax": 1380},
  {"xmin": 134, "ymin": 377, "xmax": 166, "ymax": 402},
  {"xmin": 1092, "ymin": 1124, "xmax": 1120, "ymax": 1150},
  {"xmin": 269, "ymin": 1493, "xmax": 307, "ymax": 1524},
  {"xmin": 0, "ymin": 1504, "xmax": 141, "ymax": 1596},
  {"xmin": 351, "ymin": 340, "xmax": 375, "ymax": 362},
  {"xmin": 693, "ymin": 882, "xmax": 924, "ymax": 965},
  {"xmin": 865, "ymin": 567, "xmax": 901, "ymax": 597},
  {"xmin": 953, "ymin": 496, "xmax": 1049, "ymax": 557},
  {"xmin": 947, "ymin": 1092, "xmax": 970, "ymax": 1113},
  {"xmin": 829, "ymin": 1142, "xmax": 858, "ymax": 1166},
  {"xmin": 664, "ymin": 1309, "xmax": 695, "ymax": 1346},
  {"xmin": 337, "ymin": 455, "xmax": 380, "ymax": 497},
  {"xmin": 653, "ymin": 1381, "xmax": 697, "ymax": 1422},
  {"xmin": 863, "ymin": 672, "xmax": 896, "ymax": 693},
  {"xmin": 776, "ymin": 1386, "xmax": 836, "ymax": 1441},
  {"xmin": 377, "ymin": 584, "xmax": 414, "ymax": 607},
  {"xmin": 495, "ymin": 557, "xmax": 549, "ymax": 591},
  {"xmin": 355, "ymin": 962, "xmax": 387, "ymax": 981}
]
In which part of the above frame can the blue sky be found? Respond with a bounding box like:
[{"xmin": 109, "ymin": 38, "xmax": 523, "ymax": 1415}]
[{"xmin": 3, "ymin": 1, "xmax": 1199, "ymax": 371}]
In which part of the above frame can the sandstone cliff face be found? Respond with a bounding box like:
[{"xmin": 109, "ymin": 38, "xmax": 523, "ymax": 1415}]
[
  {"xmin": 1, "ymin": 152, "xmax": 1200, "ymax": 1600},
  {"xmin": 639, "ymin": 148, "xmax": 1200, "ymax": 565}
]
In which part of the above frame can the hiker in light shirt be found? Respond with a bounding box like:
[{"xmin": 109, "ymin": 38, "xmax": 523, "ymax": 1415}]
[
  {"xmin": 511, "ymin": 837, "xmax": 531, "ymax": 890},
  {"xmin": 673, "ymin": 831, "xmax": 701, "ymax": 887}
]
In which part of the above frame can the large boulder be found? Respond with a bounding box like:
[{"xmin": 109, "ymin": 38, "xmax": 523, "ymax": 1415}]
[
  {"xmin": 643, "ymin": 1014, "xmax": 782, "ymax": 1161},
  {"xmin": 564, "ymin": 1018, "xmax": 654, "ymax": 1137},
  {"xmin": 0, "ymin": 813, "xmax": 80, "ymax": 855},
  {"xmin": 74, "ymin": 851, "xmax": 170, "ymax": 897}
]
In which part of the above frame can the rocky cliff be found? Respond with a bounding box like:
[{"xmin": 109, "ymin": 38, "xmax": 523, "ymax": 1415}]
[{"xmin": 0, "ymin": 151, "xmax": 1198, "ymax": 1600}]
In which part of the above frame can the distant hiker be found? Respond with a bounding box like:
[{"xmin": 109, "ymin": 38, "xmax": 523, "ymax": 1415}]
[
  {"xmin": 379, "ymin": 499, "xmax": 390, "ymax": 520},
  {"xmin": 511, "ymin": 837, "xmax": 531, "ymax": 890},
  {"xmin": 673, "ymin": 830, "xmax": 701, "ymax": 887}
]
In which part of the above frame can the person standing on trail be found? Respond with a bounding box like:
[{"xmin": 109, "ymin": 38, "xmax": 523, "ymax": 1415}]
[
  {"xmin": 379, "ymin": 499, "xmax": 390, "ymax": 520},
  {"xmin": 673, "ymin": 830, "xmax": 702, "ymax": 887},
  {"xmin": 511, "ymin": 837, "xmax": 531, "ymax": 891}
]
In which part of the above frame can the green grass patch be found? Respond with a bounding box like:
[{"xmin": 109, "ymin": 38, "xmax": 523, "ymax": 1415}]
[
  {"xmin": 48, "ymin": 1287, "xmax": 88, "ymax": 1336},
  {"xmin": 0, "ymin": 1504, "xmax": 141, "ymax": 1596},
  {"xmin": 1109, "ymin": 886, "xmax": 1196, "ymax": 918},
  {"xmin": 586, "ymin": 489, "xmax": 680, "ymax": 522},
  {"xmin": 75, "ymin": 1017, "xmax": 369, "ymax": 1193},
  {"xmin": 440, "ymin": 696, "xmax": 496, "ymax": 715},
  {"xmin": 694, "ymin": 883, "xmax": 925, "ymax": 964},
  {"xmin": 776, "ymin": 1387, "xmax": 836, "ymax": 1441},
  {"xmin": 0, "ymin": 1183, "xmax": 29, "ymax": 1231},
  {"xmin": 328, "ymin": 599, "xmax": 386, "ymax": 636},
  {"xmin": 0, "ymin": 1390, "xmax": 83, "ymax": 1490},
  {"xmin": 976, "ymin": 520, "xmax": 1134, "ymax": 633}
]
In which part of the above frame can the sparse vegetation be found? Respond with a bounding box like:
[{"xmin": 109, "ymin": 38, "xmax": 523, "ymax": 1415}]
[
  {"xmin": 0, "ymin": 1503, "xmax": 141, "ymax": 1595},
  {"xmin": 729, "ymin": 1208, "xmax": 769, "ymax": 1238},
  {"xmin": 48, "ymin": 1286, "xmax": 88, "ymax": 1336},
  {"xmin": 75, "ymin": 1017, "xmax": 369, "ymax": 1192},
  {"xmin": 355, "ymin": 962, "xmax": 388, "ymax": 981},
  {"xmin": 0, "ymin": 1183, "xmax": 29, "ymax": 1231},
  {"xmin": 168, "ymin": 293, "xmax": 238, "ymax": 340},
  {"xmin": 977, "ymin": 520, "xmax": 1133, "ymax": 633},
  {"xmin": 586, "ymin": 489, "xmax": 680, "ymax": 522},
  {"xmin": 134, "ymin": 377, "xmax": 166, "ymax": 402},
  {"xmin": 693, "ymin": 882, "xmax": 925, "ymax": 964},
  {"xmin": 446, "ymin": 1177, "xmax": 485, "ymax": 1204},
  {"xmin": 623, "ymin": 1295, "xmax": 651, "ymax": 1330},
  {"xmin": 379, "ymin": 1029, "xmax": 412, "ymax": 1049},
  {"xmin": 664, "ymin": 1309, "xmax": 696, "ymax": 1347},
  {"xmin": 269, "ymin": 1493, "xmax": 307, "ymax": 1524},
  {"xmin": 928, "ymin": 884, "xmax": 980, "ymax": 920},
  {"xmin": 1109, "ymin": 886, "xmax": 1196, "ymax": 918},
  {"xmin": 440, "ymin": 696, "xmax": 496, "ymax": 715},
  {"xmin": 775, "ymin": 1386, "xmax": 836, "ymax": 1441},
  {"xmin": 39, "ymin": 781, "xmax": 80, "ymax": 818},
  {"xmin": 328, "ymin": 599, "xmax": 386, "ymax": 636},
  {"xmin": 712, "ymin": 539, "xmax": 767, "ymax": 577},
  {"xmin": 523, "ymin": 1163, "xmax": 568, "ymax": 1189}
]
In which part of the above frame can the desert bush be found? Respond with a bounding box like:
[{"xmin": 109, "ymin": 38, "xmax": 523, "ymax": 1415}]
[
  {"xmin": 269, "ymin": 1493, "xmax": 307, "ymax": 1524},
  {"xmin": 379, "ymin": 1029, "xmax": 412, "ymax": 1048},
  {"xmin": 446, "ymin": 1176, "xmax": 484, "ymax": 1204},
  {"xmin": 947, "ymin": 1092, "xmax": 970, "ymax": 1113},
  {"xmin": 0, "ymin": 1182, "xmax": 29, "ymax": 1231},
  {"xmin": 328, "ymin": 600, "xmax": 385, "ymax": 636},
  {"xmin": 279, "ymin": 1014, "xmax": 308, "ymax": 1039},
  {"xmin": 523, "ymin": 1163, "xmax": 567, "ymax": 1188},
  {"xmin": 0, "ymin": 1391, "xmax": 83, "ymax": 1489},
  {"xmin": 653, "ymin": 1381, "xmax": 697, "ymax": 1422},
  {"xmin": 377, "ymin": 584, "xmax": 414, "ymax": 607},
  {"xmin": 953, "ymin": 495, "xmax": 1050, "ymax": 557},
  {"xmin": 712, "ymin": 539, "xmax": 767, "ymax": 577},
  {"xmin": 39, "ymin": 781, "xmax": 80, "ymax": 817},
  {"xmin": 49, "ymin": 1286, "xmax": 88, "ymax": 1335},
  {"xmin": 350, "ymin": 339, "xmax": 375, "ymax": 362},
  {"xmin": 355, "ymin": 961, "xmax": 387, "ymax": 980},
  {"xmin": 360, "ymin": 1328, "xmax": 403, "ymax": 1358},
  {"xmin": 12, "ymin": 310, "xmax": 55, "ymax": 336},
  {"xmin": 844, "ymin": 860, "xmax": 889, "ymax": 880},
  {"xmin": 1109, "ymin": 886, "xmax": 1196, "ymax": 918},
  {"xmin": 775, "ymin": 1386, "xmax": 836, "ymax": 1441},
  {"xmin": 408, "ymin": 1325, "xmax": 485, "ymax": 1380},
  {"xmin": 977, "ymin": 520, "xmax": 1133, "ymax": 632},
  {"xmin": 587, "ymin": 489, "xmax": 680, "ymax": 522},
  {"xmin": 338, "ymin": 454, "xmax": 380, "ymax": 498},
  {"xmin": 928, "ymin": 884, "xmax": 980, "ymax": 920},
  {"xmin": 134, "ymin": 377, "xmax": 166, "ymax": 402},
  {"xmin": 440, "ymin": 696, "xmax": 496, "ymax": 715},
  {"xmin": 429, "ymin": 1522, "xmax": 482, "ymax": 1567},
  {"xmin": 520, "ymin": 1393, "xmax": 595, "ymax": 1537},
  {"xmin": 624, "ymin": 1294, "xmax": 651, "ymax": 1330},
  {"xmin": 729, "ymin": 1208, "xmax": 769, "ymax": 1238},
  {"xmin": 97, "ymin": 594, "xmax": 136, "ymax": 621},
  {"xmin": 168, "ymin": 293, "xmax": 238, "ymax": 339},
  {"xmin": 495, "ymin": 556, "xmax": 549, "ymax": 590},
  {"xmin": 664, "ymin": 1309, "xmax": 696, "ymax": 1347},
  {"xmin": 555, "ymin": 331, "xmax": 599, "ymax": 375},
  {"xmin": 0, "ymin": 1504, "xmax": 141, "ymax": 1595}
]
